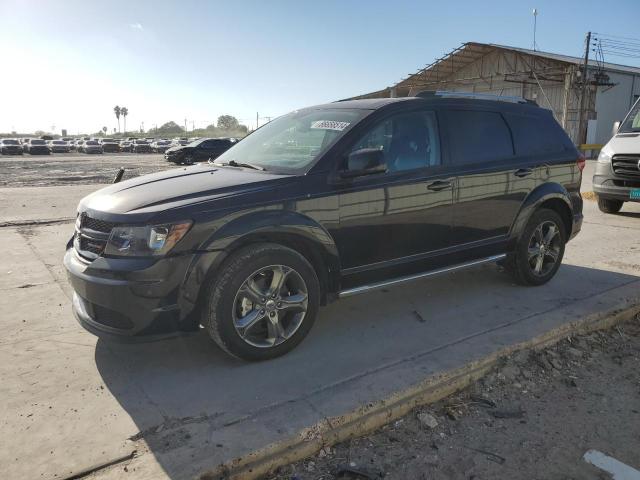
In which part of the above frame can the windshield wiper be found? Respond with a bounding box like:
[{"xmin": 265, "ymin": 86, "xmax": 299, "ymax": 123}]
[{"xmin": 213, "ymin": 159, "xmax": 265, "ymax": 171}]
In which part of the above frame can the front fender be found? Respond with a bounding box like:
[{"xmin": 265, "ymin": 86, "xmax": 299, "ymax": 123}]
[
  {"xmin": 509, "ymin": 182, "xmax": 573, "ymax": 244},
  {"xmin": 181, "ymin": 209, "xmax": 341, "ymax": 318}
]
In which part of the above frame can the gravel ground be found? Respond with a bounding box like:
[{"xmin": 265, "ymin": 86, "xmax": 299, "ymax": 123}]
[
  {"xmin": 0, "ymin": 153, "xmax": 178, "ymax": 187},
  {"xmin": 268, "ymin": 316, "xmax": 640, "ymax": 480}
]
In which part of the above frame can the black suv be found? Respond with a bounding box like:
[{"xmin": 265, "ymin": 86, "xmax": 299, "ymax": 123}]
[
  {"xmin": 65, "ymin": 93, "xmax": 583, "ymax": 360},
  {"xmin": 164, "ymin": 137, "xmax": 237, "ymax": 164}
]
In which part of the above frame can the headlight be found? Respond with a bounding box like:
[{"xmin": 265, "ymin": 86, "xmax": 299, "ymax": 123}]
[
  {"xmin": 597, "ymin": 150, "xmax": 612, "ymax": 163},
  {"xmin": 104, "ymin": 221, "xmax": 192, "ymax": 257}
]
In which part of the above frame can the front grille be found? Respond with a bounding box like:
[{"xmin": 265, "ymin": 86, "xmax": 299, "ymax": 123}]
[
  {"xmin": 80, "ymin": 213, "xmax": 115, "ymax": 233},
  {"xmin": 612, "ymin": 154, "xmax": 640, "ymax": 178},
  {"xmin": 79, "ymin": 236, "xmax": 107, "ymax": 255},
  {"xmin": 92, "ymin": 304, "xmax": 134, "ymax": 330},
  {"xmin": 75, "ymin": 213, "xmax": 117, "ymax": 260}
]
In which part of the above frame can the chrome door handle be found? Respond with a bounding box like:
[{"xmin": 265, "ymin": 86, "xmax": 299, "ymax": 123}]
[
  {"xmin": 514, "ymin": 168, "xmax": 533, "ymax": 178},
  {"xmin": 427, "ymin": 180, "xmax": 452, "ymax": 191}
]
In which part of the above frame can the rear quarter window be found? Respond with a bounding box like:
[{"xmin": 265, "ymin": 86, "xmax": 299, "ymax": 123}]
[
  {"xmin": 504, "ymin": 112, "xmax": 570, "ymax": 156},
  {"xmin": 444, "ymin": 110, "xmax": 514, "ymax": 165}
]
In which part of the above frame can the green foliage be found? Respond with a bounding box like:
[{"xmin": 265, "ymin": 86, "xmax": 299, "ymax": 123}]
[
  {"xmin": 217, "ymin": 115, "xmax": 240, "ymax": 130},
  {"xmin": 155, "ymin": 121, "xmax": 185, "ymax": 136}
]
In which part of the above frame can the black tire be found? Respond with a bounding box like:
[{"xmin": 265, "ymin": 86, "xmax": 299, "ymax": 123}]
[
  {"xmin": 202, "ymin": 243, "xmax": 320, "ymax": 361},
  {"xmin": 597, "ymin": 196, "xmax": 623, "ymax": 214},
  {"xmin": 183, "ymin": 154, "xmax": 194, "ymax": 165},
  {"xmin": 506, "ymin": 208, "xmax": 566, "ymax": 286}
]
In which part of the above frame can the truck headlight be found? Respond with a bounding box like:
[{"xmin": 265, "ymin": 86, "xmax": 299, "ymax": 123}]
[
  {"xmin": 597, "ymin": 151, "xmax": 612, "ymax": 163},
  {"xmin": 104, "ymin": 221, "xmax": 192, "ymax": 257}
]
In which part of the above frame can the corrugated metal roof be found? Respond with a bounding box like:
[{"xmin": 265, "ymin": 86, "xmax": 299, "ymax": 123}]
[{"xmin": 488, "ymin": 43, "xmax": 640, "ymax": 75}]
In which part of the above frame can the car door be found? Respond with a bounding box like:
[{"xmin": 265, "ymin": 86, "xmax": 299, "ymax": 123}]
[
  {"xmin": 192, "ymin": 140, "xmax": 212, "ymax": 161},
  {"xmin": 210, "ymin": 139, "xmax": 231, "ymax": 160},
  {"xmin": 332, "ymin": 109, "xmax": 454, "ymax": 282},
  {"xmin": 442, "ymin": 108, "xmax": 535, "ymax": 247}
]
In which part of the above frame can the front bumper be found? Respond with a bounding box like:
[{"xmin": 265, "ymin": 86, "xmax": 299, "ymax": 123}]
[
  {"xmin": 593, "ymin": 160, "xmax": 640, "ymax": 202},
  {"xmin": 64, "ymin": 246, "xmax": 199, "ymax": 341},
  {"xmin": 1, "ymin": 147, "xmax": 23, "ymax": 154},
  {"xmin": 28, "ymin": 147, "xmax": 50, "ymax": 154}
]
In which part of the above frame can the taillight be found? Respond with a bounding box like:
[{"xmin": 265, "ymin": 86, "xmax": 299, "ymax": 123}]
[{"xmin": 577, "ymin": 153, "xmax": 586, "ymax": 172}]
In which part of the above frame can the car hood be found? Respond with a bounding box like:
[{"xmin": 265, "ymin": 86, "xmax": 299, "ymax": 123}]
[
  {"xmin": 165, "ymin": 145, "xmax": 185, "ymax": 154},
  {"xmin": 79, "ymin": 163, "xmax": 291, "ymax": 216},
  {"xmin": 603, "ymin": 133, "xmax": 640, "ymax": 155}
]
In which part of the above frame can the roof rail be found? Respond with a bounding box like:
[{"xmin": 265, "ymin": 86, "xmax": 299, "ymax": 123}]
[{"xmin": 416, "ymin": 90, "xmax": 537, "ymax": 105}]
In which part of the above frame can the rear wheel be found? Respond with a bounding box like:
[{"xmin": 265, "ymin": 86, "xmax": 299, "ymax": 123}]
[
  {"xmin": 202, "ymin": 243, "xmax": 320, "ymax": 361},
  {"xmin": 597, "ymin": 196, "xmax": 623, "ymax": 214},
  {"xmin": 506, "ymin": 208, "xmax": 566, "ymax": 286}
]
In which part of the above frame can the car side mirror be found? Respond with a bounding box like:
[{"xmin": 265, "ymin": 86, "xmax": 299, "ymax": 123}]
[
  {"xmin": 340, "ymin": 148, "xmax": 387, "ymax": 179},
  {"xmin": 612, "ymin": 121, "xmax": 621, "ymax": 136}
]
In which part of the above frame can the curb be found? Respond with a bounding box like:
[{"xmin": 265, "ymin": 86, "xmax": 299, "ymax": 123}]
[{"xmin": 200, "ymin": 302, "xmax": 640, "ymax": 480}]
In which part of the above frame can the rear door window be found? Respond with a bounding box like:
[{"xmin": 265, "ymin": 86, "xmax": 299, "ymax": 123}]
[
  {"xmin": 504, "ymin": 113, "xmax": 569, "ymax": 155},
  {"xmin": 445, "ymin": 110, "xmax": 514, "ymax": 166}
]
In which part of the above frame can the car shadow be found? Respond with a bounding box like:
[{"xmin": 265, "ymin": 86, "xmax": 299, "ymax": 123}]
[{"xmin": 94, "ymin": 262, "xmax": 639, "ymax": 479}]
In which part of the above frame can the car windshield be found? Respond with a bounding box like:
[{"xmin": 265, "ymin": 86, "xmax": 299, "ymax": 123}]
[
  {"xmin": 619, "ymin": 98, "xmax": 640, "ymax": 133},
  {"xmin": 53, "ymin": 141, "xmax": 65, "ymax": 144},
  {"xmin": 3, "ymin": 139, "xmax": 19, "ymax": 145},
  {"xmin": 86, "ymin": 141, "xmax": 99, "ymax": 145},
  {"xmin": 31, "ymin": 140, "xmax": 46, "ymax": 145},
  {"xmin": 214, "ymin": 108, "xmax": 368, "ymax": 173}
]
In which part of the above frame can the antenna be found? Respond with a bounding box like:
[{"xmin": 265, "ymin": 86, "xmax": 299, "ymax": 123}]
[{"xmin": 532, "ymin": 8, "xmax": 539, "ymax": 51}]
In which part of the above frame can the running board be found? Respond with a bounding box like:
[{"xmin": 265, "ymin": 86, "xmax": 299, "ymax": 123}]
[{"xmin": 338, "ymin": 254, "xmax": 507, "ymax": 298}]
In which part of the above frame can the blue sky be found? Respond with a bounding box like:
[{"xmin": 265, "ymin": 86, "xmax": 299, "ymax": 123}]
[{"xmin": 1, "ymin": 0, "xmax": 639, "ymax": 134}]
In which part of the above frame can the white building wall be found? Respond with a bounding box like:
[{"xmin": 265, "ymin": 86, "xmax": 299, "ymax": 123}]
[{"xmin": 594, "ymin": 71, "xmax": 640, "ymax": 145}]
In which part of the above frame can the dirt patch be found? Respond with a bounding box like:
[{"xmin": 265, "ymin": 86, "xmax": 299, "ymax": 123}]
[
  {"xmin": 268, "ymin": 316, "xmax": 640, "ymax": 480},
  {"xmin": 0, "ymin": 153, "xmax": 178, "ymax": 187}
]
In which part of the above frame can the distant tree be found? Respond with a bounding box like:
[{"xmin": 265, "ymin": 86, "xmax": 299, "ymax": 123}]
[
  {"xmin": 121, "ymin": 107, "xmax": 128, "ymax": 133},
  {"xmin": 217, "ymin": 115, "xmax": 240, "ymax": 131},
  {"xmin": 114, "ymin": 106, "xmax": 121, "ymax": 133},
  {"xmin": 102, "ymin": 126, "xmax": 107, "ymax": 134},
  {"xmin": 154, "ymin": 121, "xmax": 184, "ymax": 136}
]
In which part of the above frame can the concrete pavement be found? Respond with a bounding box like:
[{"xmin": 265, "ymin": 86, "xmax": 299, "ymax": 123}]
[{"xmin": 1, "ymin": 163, "xmax": 639, "ymax": 479}]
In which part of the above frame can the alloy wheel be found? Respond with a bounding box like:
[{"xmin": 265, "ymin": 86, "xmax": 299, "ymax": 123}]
[
  {"xmin": 232, "ymin": 265, "xmax": 308, "ymax": 348},
  {"xmin": 527, "ymin": 220, "xmax": 561, "ymax": 276}
]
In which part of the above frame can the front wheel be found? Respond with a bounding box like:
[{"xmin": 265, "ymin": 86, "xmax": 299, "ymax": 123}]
[
  {"xmin": 183, "ymin": 154, "xmax": 194, "ymax": 165},
  {"xmin": 597, "ymin": 197, "xmax": 623, "ymax": 214},
  {"xmin": 506, "ymin": 208, "xmax": 566, "ymax": 286},
  {"xmin": 202, "ymin": 244, "xmax": 320, "ymax": 361}
]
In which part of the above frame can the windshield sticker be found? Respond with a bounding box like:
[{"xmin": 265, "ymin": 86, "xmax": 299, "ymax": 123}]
[{"xmin": 310, "ymin": 120, "xmax": 350, "ymax": 131}]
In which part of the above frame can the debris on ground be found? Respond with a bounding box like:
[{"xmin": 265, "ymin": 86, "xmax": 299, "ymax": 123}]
[{"xmin": 266, "ymin": 316, "xmax": 640, "ymax": 479}]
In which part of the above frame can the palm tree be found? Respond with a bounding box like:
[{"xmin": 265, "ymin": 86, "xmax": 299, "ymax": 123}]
[
  {"xmin": 121, "ymin": 107, "xmax": 128, "ymax": 134},
  {"xmin": 114, "ymin": 106, "xmax": 121, "ymax": 133}
]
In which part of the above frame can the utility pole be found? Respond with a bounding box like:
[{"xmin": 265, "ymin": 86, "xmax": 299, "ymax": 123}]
[
  {"xmin": 256, "ymin": 112, "xmax": 259, "ymax": 130},
  {"xmin": 578, "ymin": 31, "xmax": 592, "ymax": 145},
  {"xmin": 184, "ymin": 118, "xmax": 188, "ymax": 135},
  {"xmin": 532, "ymin": 9, "xmax": 538, "ymax": 51}
]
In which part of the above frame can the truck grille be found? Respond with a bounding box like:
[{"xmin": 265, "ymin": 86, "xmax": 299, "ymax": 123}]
[{"xmin": 612, "ymin": 154, "xmax": 640, "ymax": 178}]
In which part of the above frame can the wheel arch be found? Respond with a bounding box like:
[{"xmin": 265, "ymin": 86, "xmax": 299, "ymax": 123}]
[
  {"xmin": 509, "ymin": 182, "xmax": 574, "ymax": 245},
  {"xmin": 185, "ymin": 210, "xmax": 341, "ymax": 313}
]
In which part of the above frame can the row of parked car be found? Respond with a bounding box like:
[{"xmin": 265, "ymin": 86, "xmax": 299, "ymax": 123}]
[{"xmin": 0, "ymin": 137, "xmax": 192, "ymax": 155}]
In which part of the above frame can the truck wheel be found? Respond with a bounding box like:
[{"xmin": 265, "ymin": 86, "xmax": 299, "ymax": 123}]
[
  {"xmin": 506, "ymin": 208, "xmax": 566, "ymax": 286},
  {"xmin": 597, "ymin": 197, "xmax": 623, "ymax": 214},
  {"xmin": 202, "ymin": 243, "xmax": 320, "ymax": 361}
]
